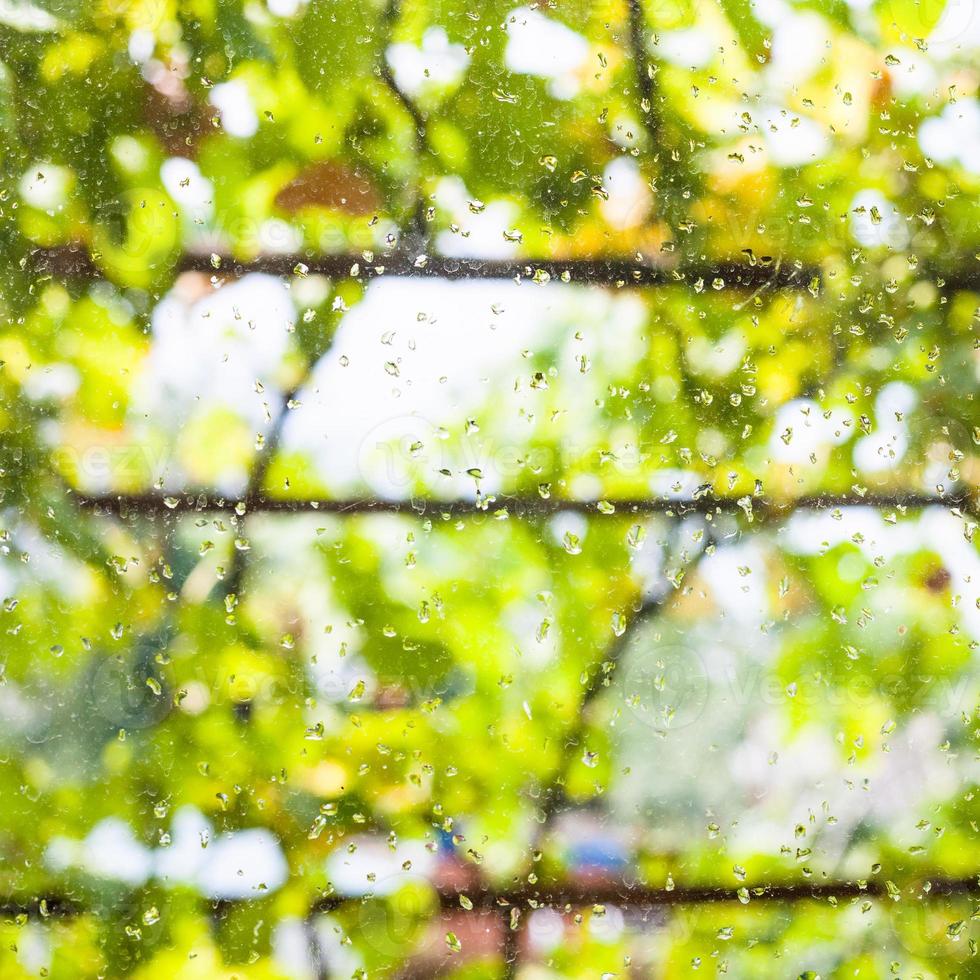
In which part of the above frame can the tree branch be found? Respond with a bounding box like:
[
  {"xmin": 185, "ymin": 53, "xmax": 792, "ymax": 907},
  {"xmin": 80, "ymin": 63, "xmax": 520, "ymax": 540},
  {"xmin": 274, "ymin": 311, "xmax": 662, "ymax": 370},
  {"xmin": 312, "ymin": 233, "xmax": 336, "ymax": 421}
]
[
  {"xmin": 380, "ymin": 0, "xmax": 431, "ymax": 242},
  {"xmin": 626, "ymin": 0, "xmax": 692, "ymax": 233},
  {"xmin": 533, "ymin": 527, "xmax": 714, "ymax": 831}
]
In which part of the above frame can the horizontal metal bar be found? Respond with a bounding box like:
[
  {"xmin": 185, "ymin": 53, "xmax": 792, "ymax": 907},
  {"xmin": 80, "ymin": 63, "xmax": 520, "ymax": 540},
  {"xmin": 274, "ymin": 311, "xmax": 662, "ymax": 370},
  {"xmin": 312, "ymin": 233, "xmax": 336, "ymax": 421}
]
[
  {"xmin": 5, "ymin": 874, "xmax": 974, "ymax": 922},
  {"xmin": 449, "ymin": 874, "xmax": 980, "ymax": 910},
  {"xmin": 26, "ymin": 246, "xmax": 980, "ymax": 293},
  {"xmin": 29, "ymin": 246, "xmax": 817, "ymax": 290},
  {"xmin": 70, "ymin": 490, "xmax": 977, "ymax": 518}
]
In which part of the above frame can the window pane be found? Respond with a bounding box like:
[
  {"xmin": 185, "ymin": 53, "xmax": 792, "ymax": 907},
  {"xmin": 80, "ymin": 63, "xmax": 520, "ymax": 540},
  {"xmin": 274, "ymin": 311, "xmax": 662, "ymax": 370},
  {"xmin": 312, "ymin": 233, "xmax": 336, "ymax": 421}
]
[{"xmin": 1, "ymin": 1, "xmax": 977, "ymax": 977}]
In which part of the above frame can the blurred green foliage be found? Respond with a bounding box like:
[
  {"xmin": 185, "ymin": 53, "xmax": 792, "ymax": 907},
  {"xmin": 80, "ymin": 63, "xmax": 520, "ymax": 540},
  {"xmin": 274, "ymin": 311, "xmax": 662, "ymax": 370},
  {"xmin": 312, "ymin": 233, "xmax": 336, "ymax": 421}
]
[{"xmin": 0, "ymin": 0, "xmax": 977, "ymax": 976}]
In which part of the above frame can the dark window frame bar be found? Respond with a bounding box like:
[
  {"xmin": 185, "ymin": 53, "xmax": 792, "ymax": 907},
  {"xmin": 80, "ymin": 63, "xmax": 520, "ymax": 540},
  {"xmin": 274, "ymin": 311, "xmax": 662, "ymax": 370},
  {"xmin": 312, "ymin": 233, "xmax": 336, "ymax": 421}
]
[
  {"xmin": 30, "ymin": 244, "xmax": 819, "ymax": 290},
  {"xmin": 25, "ymin": 244, "xmax": 980, "ymax": 293},
  {"xmin": 3, "ymin": 874, "xmax": 977, "ymax": 921},
  {"xmin": 71, "ymin": 490, "xmax": 977, "ymax": 518}
]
